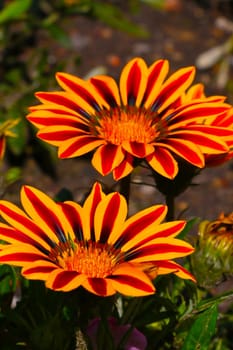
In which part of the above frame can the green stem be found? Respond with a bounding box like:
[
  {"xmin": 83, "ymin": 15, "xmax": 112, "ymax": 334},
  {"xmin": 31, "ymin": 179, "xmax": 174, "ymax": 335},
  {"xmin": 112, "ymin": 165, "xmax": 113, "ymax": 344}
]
[
  {"xmin": 165, "ymin": 194, "xmax": 175, "ymax": 221},
  {"xmin": 119, "ymin": 174, "xmax": 131, "ymax": 203}
]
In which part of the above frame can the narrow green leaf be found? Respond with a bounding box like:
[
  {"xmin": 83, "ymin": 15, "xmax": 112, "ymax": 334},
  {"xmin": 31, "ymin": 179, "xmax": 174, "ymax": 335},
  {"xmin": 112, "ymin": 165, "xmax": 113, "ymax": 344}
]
[
  {"xmin": 0, "ymin": 0, "xmax": 31, "ymax": 24},
  {"xmin": 181, "ymin": 304, "xmax": 218, "ymax": 350}
]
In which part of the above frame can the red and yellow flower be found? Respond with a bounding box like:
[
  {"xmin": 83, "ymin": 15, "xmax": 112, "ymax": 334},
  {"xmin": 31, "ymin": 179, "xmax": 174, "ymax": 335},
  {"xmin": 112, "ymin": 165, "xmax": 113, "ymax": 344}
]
[
  {"xmin": 0, "ymin": 182, "xmax": 194, "ymax": 296},
  {"xmin": 27, "ymin": 58, "xmax": 232, "ymax": 180}
]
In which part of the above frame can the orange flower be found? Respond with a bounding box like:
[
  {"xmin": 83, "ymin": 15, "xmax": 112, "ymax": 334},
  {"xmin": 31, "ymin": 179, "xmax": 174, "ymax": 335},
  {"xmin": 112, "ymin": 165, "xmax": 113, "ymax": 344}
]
[
  {"xmin": 0, "ymin": 183, "xmax": 194, "ymax": 296},
  {"xmin": 27, "ymin": 58, "xmax": 231, "ymax": 180}
]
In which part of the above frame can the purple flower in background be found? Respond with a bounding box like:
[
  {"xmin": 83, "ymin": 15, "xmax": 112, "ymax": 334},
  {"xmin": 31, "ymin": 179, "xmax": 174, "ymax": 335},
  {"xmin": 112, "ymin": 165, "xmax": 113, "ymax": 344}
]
[{"xmin": 86, "ymin": 317, "xmax": 147, "ymax": 350}]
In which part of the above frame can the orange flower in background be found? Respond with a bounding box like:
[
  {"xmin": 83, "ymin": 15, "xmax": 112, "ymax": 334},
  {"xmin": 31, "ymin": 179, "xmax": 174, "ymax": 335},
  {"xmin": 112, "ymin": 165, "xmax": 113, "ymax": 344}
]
[
  {"xmin": 0, "ymin": 183, "xmax": 194, "ymax": 296},
  {"xmin": 27, "ymin": 58, "xmax": 232, "ymax": 180},
  {"xmin": 0, "ymin": 119, "xmax": 19, "ymax": 160}
]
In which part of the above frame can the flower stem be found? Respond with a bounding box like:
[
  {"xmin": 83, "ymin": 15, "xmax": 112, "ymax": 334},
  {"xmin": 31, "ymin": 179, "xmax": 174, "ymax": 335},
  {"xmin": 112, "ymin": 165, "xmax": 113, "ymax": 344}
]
[
  {"xmin": 119, "ymin": 174, "xmax": 131, "ymax": 203},
  {"xmin": 165, "ymin": 194, "xmax": 175, "ymax": 221}
]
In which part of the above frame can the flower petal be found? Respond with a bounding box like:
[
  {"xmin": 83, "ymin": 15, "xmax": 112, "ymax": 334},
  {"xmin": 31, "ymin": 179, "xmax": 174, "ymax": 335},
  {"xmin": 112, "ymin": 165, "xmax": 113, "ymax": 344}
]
[
  {"xmin": 46, "ymin": 269, "xmax": 85, "ymax": 291},
  {"xmin": 146, "ymin": 147, "xmax": 178, "ymax": 179},
  {"xmin": 58, "ymin": 135, "xmax": 104, "ymax": 158},
  {"xmin": 155, "ymin": 66, "xmax": 195, "ymax": 112},
  {"xmin": 156, "ymin": 260, "xmax": 196, "ymax": 281},
  {"xmin": 122, "ymin": 141, "xmax": 154, "ymax": 157},
  {"xmin": 82, "ymin": 277, "xmax": 115, "ymax": 296},
  {"xmin": 0, "ymin": 244, "xmax": 47, "ymax": 266},
  {"xmin": 0, "ymin": 201, "xmax": 56, "ymax": 249},
  {"xmin": 142, "ymin": 59, "xmax": 169, "ymax": 108},
  {"xmin": 21, "ymin": 186, "xmax": 74, "ymax": 242},
  {"xmin": 108, "ymin": 263, "xmax": 155, "ymax": 296},
  {"xmin": 22, "ymin": 260, "xmax": 57, "ymax": 280},
  {"xmin": 113, "ymin": 153, "xmax": 134, "ymax": 180},
  {"xmin": 113, "ymin": 205, "xmax": 167, "ymax": 249},
  {"xmin": 161, "ymin": 139, "xmax": 205, "ymax": 167},
  {"xmin": 90, "ymin": 75, "xmax": 121, "ymax": 108},
  {"xmin": 94, "ymin": 192, "xmax": 127, "ymax": 243},
  {"xmin": 92, "ymin": 144, "xmax": 124, "ymax": 175},
  {"xmin": 120, "ymin": 58, "xmax": 148, "ymax": 107}
]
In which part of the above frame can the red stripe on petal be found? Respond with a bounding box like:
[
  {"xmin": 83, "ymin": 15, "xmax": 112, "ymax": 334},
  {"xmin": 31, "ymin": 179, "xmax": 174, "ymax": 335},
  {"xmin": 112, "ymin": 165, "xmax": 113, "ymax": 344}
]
[
  {"xmin": 98, "ymin": 144, "xmax": 121, "ymax": 174},
  {"xmin": 86, "ymin": 183, "xmax": 104, "ymax": 241},
  {"xmin": 36, "ymin": 93, "xmax": 83, "ymax": 113},
  {"xmin": 86, "ymin": 278, "xmax": 108, "ymax": 296},
  {"xmin": 0, "ymin": 252, "xmax": 44, "ymax": 263},
  {"xmin": 154, "ymin": 69, "xmax": 194, "ymax": 110},
  {"xmin": 23, "ymin": 187, "xmax": 66, "ymax": 244},
  {"xmin": 114, "ymin": 206, "xmax": 165, "ymax": 249},
  {"xmin": 91, "ymin": 77, "xmax": 118, "ymax": 107},
  {"xmin": 59, "ymin": 136, "xmax": 101, "ymax": 158},
  {"xmin": 23, "ymin": 265, "xmax": 56, "ymax": 275},
  {"xmin": 109, "ymin": 274, "xmax": 154, "ymax": 293},
  {"xmin": 99, "ymin": 194, "xmax": 121, "ymax": 243},
  {"xmin": 39, "ymin": 129, "xmax": 82, "ymax": 142},
  {"xmin": 142, "ymin": 60, "xmax": 167, "ymax": 105},
  {"xmin": 0, "ymin": 204, "xmax": 54, "ymax": 248},
  {"xmin": 126, "ymin": 243, "xmax": 192, "ymax": 260},
  {"xmin": 51, "ymin": 270, "xmax": 80, "ymax": 290},
  {"xmin": 127, "ymin": 61, "xmax": 142, "ymax": 105},
  {"xmin": 164, "ymin": 139, "xmax": 204, "ymax": 167},
  {"xmin": 60, "ymin": 203, "xmax": 84, "ymax": 241},
  {"xmin": 132, "ymin": 222, "xmax": 186, "ymax": 250},
  {"xmin": 56, "ymin": 74, "xmax": 101, "ymax": 111},
  {"xmin": 147, "ymin": 147, "xmax": 177, "ymax": 178}
]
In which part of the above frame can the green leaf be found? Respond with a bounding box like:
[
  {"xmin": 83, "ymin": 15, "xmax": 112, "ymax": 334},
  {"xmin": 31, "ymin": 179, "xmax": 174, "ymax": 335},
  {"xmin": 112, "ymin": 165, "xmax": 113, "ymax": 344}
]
[
  {"xmin": 181, "ymin": 303, "xmax": 218, "ymax": 350},
  {"xmin": 0, "ymin": 0, "xmax": 31, "ymax": 24}
]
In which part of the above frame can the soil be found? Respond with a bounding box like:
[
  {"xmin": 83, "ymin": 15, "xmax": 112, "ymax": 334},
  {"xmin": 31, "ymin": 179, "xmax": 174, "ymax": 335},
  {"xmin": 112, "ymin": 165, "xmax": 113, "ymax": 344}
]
[{"xmin": 3, "ymin": 0, "xmax": 233, "ymax": 224}]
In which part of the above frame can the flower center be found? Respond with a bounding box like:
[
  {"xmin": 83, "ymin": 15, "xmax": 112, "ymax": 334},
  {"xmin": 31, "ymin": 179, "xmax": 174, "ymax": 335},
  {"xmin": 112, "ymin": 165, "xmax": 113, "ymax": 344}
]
[
  {"xmin": 50, "ymin": 240, "xmax": 122, "ymax": 278},
  {"xmin": 92, "ymin": 106, "xmax": 161, "ymax": 145}
]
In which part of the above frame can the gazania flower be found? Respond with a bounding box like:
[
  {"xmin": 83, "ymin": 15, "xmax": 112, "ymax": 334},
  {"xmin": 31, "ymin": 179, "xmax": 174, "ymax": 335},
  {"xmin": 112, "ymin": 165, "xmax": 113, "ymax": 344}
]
[
  {"xmin": 0, "ymin": 182, "xmax": 194, "ymax": 296},
  {"xmin": 0, "ymin": 119, "xmax": 19, "ymax": 160},
  {"xmin": 27, "ymin": 57, "xmax": 231, "ymax": 180},
  {"xmin": 191, "ymin": 212, "xmax": 233, "ymax": 288}
]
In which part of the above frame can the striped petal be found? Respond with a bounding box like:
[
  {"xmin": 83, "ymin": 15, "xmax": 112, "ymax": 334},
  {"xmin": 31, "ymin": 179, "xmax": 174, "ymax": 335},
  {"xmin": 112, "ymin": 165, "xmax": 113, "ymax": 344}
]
[
  {"xmin": 113, "ymin": 153, "xmax": 134, "ymax": 180},
  {"xmin": 46, "ymin": 269, "xmax": 86, "ymax": 292},
  {"xmin": 170, "ymin": 130, "xmax": 228, "ymax": 154},
  {"xmin": 156, "ymin": 260, "xmax": 196, "ymax": 281},
  {"xmin": 35, "ymin": 91, "xmax": 95, "ymax": 118},
  {"xmin": 120, "ymin": 58, "xmax": 148, "ymax": 107},
  {"xmin": 92, "ymin": 144, "xmax": 124, "ymax": 175},
  {"xmin": 94, "ymin": 192, "xmax": 127, "ymax": 243},
  {"xmin": 0, "ymin": 201, "xmax": 56, "ymax": 249},
  {"xmin": 21, "ymin": 186, "xmax": 75, "ymax": 242},
  {"xmin": 155, "ymin": 66, "xmax": 195, "ymax": 113},
  {"xmin": 58, "ymin": 135, "xmax": 104, "ymax": 158},
  {"xmin": 142, "ymin": 59, "xmax": 169, "ymax": 108},
  {"xmin": 56, "ymin": 72, "xmax": 109, "ymax": 110},
  {"xmin": 22, "ymin": 260, "xmax": 57, "ymax": 280},
  {"xmin": 37, "ymin": 125, "xmax": 86, "ymax": 146},
  {"xmin": 122, "ymin": 141, "xmax": 154, "ymax": 157},
  {"xmin": 146, "ymin": 147, "xmax": 178, "ymax": 179},
  {"xmin": 126, "ymin": 238, "xmax": 194, "ymax": 262},
  {"xmin": 161, "ymin": 139, "xmax": 205, "ymax": 167},
  {"xmin": 0, "ymin": 244, "xmax": 47, "ymax": 266},
  {"xmin": 82, "ymin": 277, "xmax": 115, "ymax": 296},
  {"xmin": 113, "ymin": 205, "xmax": 167, "ymax": 249},
  {"xmin": 122, "ymin": 221, "xmax": 186, "ymax": 252},
  {"xmin": 90, "ymin": 75, "xmax": 121, "ymax": 108},
  {"xmin": 108, "ymin": 262, "xmax": 155, "ymax": 296}
]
